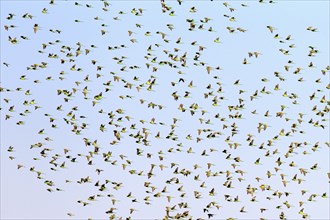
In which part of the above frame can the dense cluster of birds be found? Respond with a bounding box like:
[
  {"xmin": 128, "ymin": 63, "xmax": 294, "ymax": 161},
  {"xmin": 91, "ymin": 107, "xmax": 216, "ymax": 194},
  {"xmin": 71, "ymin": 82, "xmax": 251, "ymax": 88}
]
[{"xmin": 2, "ymin": 0, "xmax": 330, "ymax": 219}]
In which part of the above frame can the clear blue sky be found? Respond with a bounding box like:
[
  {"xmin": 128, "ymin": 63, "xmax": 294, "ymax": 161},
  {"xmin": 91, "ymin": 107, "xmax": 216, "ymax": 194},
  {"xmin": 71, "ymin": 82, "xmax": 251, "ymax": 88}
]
[{"xmin": 1, "ymin": 1, "xmax": 329, "ymax": 219}]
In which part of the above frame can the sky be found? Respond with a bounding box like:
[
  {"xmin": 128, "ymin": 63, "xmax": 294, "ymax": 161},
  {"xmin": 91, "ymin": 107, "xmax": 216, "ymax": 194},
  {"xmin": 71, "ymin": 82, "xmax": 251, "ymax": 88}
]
[{"xmin": 1, "ymin": 0, "xmax": 329, "ymax": 220}]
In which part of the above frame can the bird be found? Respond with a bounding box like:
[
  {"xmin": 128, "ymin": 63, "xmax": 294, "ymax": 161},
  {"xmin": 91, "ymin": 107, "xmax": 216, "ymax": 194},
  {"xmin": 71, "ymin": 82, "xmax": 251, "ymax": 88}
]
[{"xmin": 33, "ymin": 24, "xmax": 39, "ymax": 34}]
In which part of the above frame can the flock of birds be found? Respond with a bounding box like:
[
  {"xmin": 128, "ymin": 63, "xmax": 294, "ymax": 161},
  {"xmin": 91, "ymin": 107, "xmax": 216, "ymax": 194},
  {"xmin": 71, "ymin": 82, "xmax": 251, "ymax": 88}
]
[{"xmin": 2, "ymin": 0, "xmax": 330, "ymax": 219}]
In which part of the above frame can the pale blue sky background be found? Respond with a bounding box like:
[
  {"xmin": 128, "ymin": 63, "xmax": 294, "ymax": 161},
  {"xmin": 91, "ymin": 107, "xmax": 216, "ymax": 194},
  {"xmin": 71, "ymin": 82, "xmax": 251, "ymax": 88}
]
[{"xmin": 1, "ymin": 0, "xmax": 329, "ymax": 219}]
